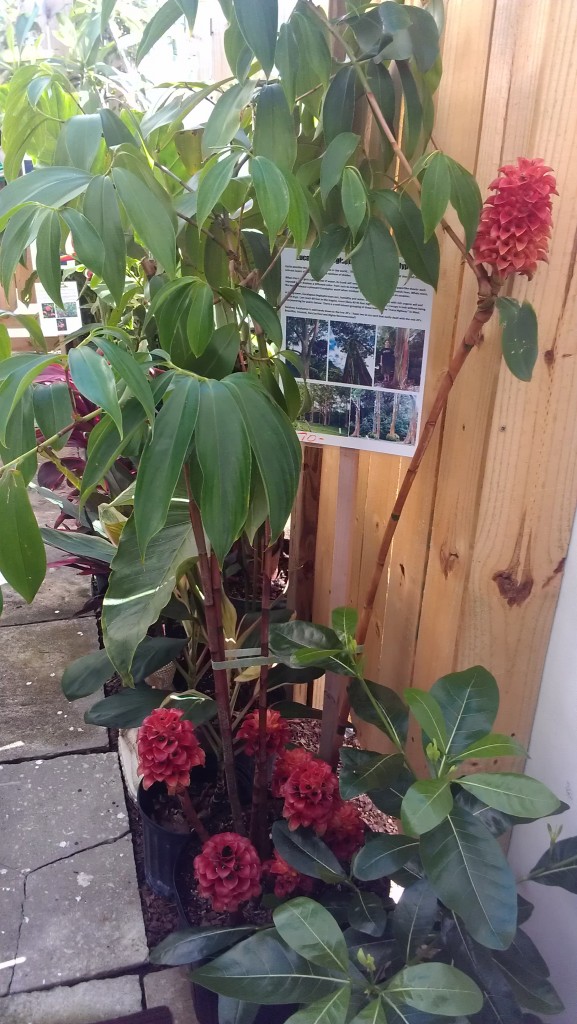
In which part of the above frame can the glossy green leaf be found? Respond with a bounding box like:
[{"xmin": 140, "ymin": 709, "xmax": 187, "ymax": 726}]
[
  {"xmin": 99, "ymin": 109, "xmax": 136, "ymax": 149},
  {"xmin": 33, "ymin": 381, "xmax": 73, "ymax": 451},
  {"xmin": 273, "ymin": 898, "xmax": 348, "ymax": 972},
  {"xmin": 384, "ymin": 962, "xmax": 483, "ymax": 1016},
  {"xmin": 421, "ymin": 152, "xmax": 451, "ymax": 240},
  {"xmin": 323, "ymin": 67, "xmax": 358, "ymax": 146},
  {"xmin": 348, "ymin": 892, "xmax": 387, "ymax": 937},
  {"xmin": 0, "ymin": 391, "xmax": 37, "ymax": 484},
  {"xmin": 347, "ymin": 678, "xmax": 409, "ymax": 746},
  {"xmin": 40, "ymin": 526, "xmax": 114, "ymax": 564},
  {"xmin": 393, "ymin": 878, "xmax": 438, "ymax": 961},
  {"xmin": 240, "ymin": 287, "xmax": 282, "ymax": 345},
  {"xmin": 61, "ymin": 208, "xmax": 106, "ymax": 280},
  {"xmin": 0, "ymin": 470, "xmax": 46, "ymax": 602},
  {"xmin": 429, "ymin": 665, "xmax": 499, "ymax": 757},
  {"xmin": 0, "ymin": 325, "xmax": 10, "ymax": 361},
  {"xmin": 419, "ymin": 805, "xmax": 517, "ymax": 949},
  {"xmin": 443, "ymin": 917, "xmax": 523, "ymax": 1024},
  {"xmin": 68, "ymin": 345, "xmax": 123, "ymax": 436},
  {"xmin": 284, "ymin": 172, "xmax": 311, "ymax": 253},
  {"xmin": 202, "ymin": 81, "xmax": 255, "ymax": 155},
  {"xmin": 185, "ymin": 280, "xmax": 213, "ymax": 356},
  {"xmin": 0, "ymin": 354, "xmax": 60, "ymax": 443},
  {"xmin": 309, "ymin": 226, "xmax": 349, "ymax": 282},
  {"xmin": 494, "ymin": 929, "xmax": 564, "ymax": 1015},
  {"xmin": 195, "ymin": 379, "xmax": 251, "ymax": 563},
  {"xmin": 401, "ymin": 779, "xmax": 453, "ymax": 836},
  {"xmin": 151, "ymin": 925, "xmax": 256, "ymax": 966},
  {"xmin": 351, "ymin": 218, "xmax": 399, "ymax": 311},
  {"xmin": 196, "ymin": 151, "xmax": 239, "ymax": 230},
  {"xmin": 446, "ymin": 156, "xmax": 483, "ymax": 250},
  {"xmin": 136, "ymin": 0, "xmax": 198, "ymax": 63},
  {"xmin": 83, "ymin": 175, "xmax": 126, "ymax": 306},
  {"xmin": 450, "ymin": 732, "xmax": 528, "ymax": 762},
  {"xmin": 186, "ymin": 322, "xmax": 240, "ymax": 380},
  {"xmin": 0, "ymin": 205, "xmax": 46, "ymax": 296},
  {"xmin": 35, "ymin": 210, "xmax": 63, "ymax": 307},
  {"xmin": 365, "ymin": 62, "xmax": 396, "ymax": 167},
  {"xmin": 375, "ymin": 189, "xmax": 439, "ymax": 289},
  {"xmin": 284, "ymin": 988, "xmax": 350, "ymax": 1024},
  {"xmin": 404, "ymin": 688, "xmax": 447, "ymax": 751},
  {"xmin": 457, "ymin": 772, "xmax": 560, "ymax": 820},
  {"xmin": 254, "ymin": 83, "xmax": 296, "ymax": 173},
  {"xmin": 233, "ymin": 0, "xmax": 277, "ymax": 77},
  {"xmin": 496, "ymin": 298, "xmax": 538, "ymax": 382},
  {"xmin": 0, "ymin": 167, "xmax": 93, "ymax": 229},
  {"xmin": 528, "ymin": 836, "xmax": 577, "ymax": 893},
  {"xmin": 348, "ymin": 999, "xmax": 387, "ymax": 1024},
  {"xmin": 406, "ymin": 5, "xmax": 440, "ymax": 72},
  {"xmin": 224, "ymin": 9, "xmax": 254, "ymax": 81},
  {"xmin": 56, "ymin": 114, "xmax": 103, "ymax": 172},
  {"xmin": 95, "ymin": 338, "xmax": 155, "ymax": 424},
  {"xmin": 269, "ymin": 620, "xmax": 342, "ymax": 667},
  {"xmin": 251, "ymin": 155, "xmax": 290, "ymax": 247},
  {"xmin": 397, "ymin": 61, "xmax": 422, "ymax": 160},
  {"xmin": 111, "ymin": 167, "xmax": 176, "ymax": 276},
  {"xmin": 341, "ymin": 167, "xmax": 367, "ymax": 239},
  {"xmin": 320, "ymin": 133, "xmax": 360, "ymax": 205},
  {"xmin": 331, "ymin": 605, "xmax": 357, "ymax": 643},
  {"xmin": 339, "ymin": 748, "xmax": 405, "ymax": 800},
  {"xmin": 352, "ymin": 833, "xmax": 419, "ymax": 881},
  {"xmin": 272, "ymin": 821, "xmax": 346, "ymax": 883},
  {"xmin": 81, "ymin": 401, "xmax": 146, "ymax": 501},
  {"xmin": 62, "ymin": 635, "xmax": 187, "ymax": 699},
  {"xmin": 85, "ymin": 684, "xmax": 166, "ymax": 727}
]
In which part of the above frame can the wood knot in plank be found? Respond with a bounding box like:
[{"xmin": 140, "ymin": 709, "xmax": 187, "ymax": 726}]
[
  {"xmin": 492, "ymin": 515, "xmax": 534, "ymax": 606},
  {"xmin": 542, "ymin": 557, "xmax": 566, "ymax": 589},
  {"xmin": 440, "ymin": 543, "xmax": 459, "ymax": 579}
]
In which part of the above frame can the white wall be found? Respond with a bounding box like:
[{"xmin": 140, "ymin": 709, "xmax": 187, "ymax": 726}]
[{"xmin": 508, "ymin": 510, "xmax": 577, "ymax": 1022}]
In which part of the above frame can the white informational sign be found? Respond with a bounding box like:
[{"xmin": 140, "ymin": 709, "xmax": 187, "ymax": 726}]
[
  {"xmin": 280, "ymin": 249, "xmax": 433, "ymax": 455},
  {"xmin": 36, "ymin": 281, "xmax": 82, "ymax": 338}
]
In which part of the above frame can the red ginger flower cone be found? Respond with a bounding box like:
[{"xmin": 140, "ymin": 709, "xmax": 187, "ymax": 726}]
[
  {"xmin": 236, "ymin": 708, "xmax": 290, "ymax": 757},
  {"xmin": 194, "ymin": 832, "xmax": 262, "ymax": 912},
  {"xmin": 325, "ymin": 800, "xmax": 365, "ymax": 862},
  {"xmin": 473, "ymin": 157, "xmax": 557, "ymax": 279},
  {"xmin": 137, "ymin": 707, "xmax": 205, "ymax": 795},
  {"xmin": 272, "ymin": 747, "xmax": 315, "ymax": 798},
  {"xmin": 282, "ymin": 758, "xmax": 339, "ymax": 835},
  {"xmin": 263, "ymin": 851, "xmax": 314, "ymax": 899}
]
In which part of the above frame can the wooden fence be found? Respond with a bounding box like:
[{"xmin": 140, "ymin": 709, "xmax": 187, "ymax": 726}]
[{"xmin": 289, "ymin": 0, "xmax": 577, "ymax": 756}]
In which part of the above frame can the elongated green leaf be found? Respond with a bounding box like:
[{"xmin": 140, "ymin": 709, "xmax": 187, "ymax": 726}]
[
  {"xmin": 0, "ymin": 354, "xmax": 59, "ymax": 443},
  {"xmin": 0, "ymin": 391, "xmax": 36, "ymax": 484},
  {"xmin": 102, "ymin": 503, "xmax": 197, "ymax": 682},
  {"xmin": 323, "ymin": 67, "xmax": 358, "ymax": 146},
  {"xmin": 351, "ymin": 218, "xmax": 399, "ymax": 311},
  {"xmin": 493, "ymin": 929, "xmax": 564, "ymax": 1015},
  {"xmin": 151, "ymin": 926, "xmax": 256, "ymax": 966},
  {"xmin": 309, "ymin": 226, "xmax": 349, "ymax": 281},
  {"xmin": 384, "ymin": 962, "xmax": 482, "ymax": 1016},
  {"xmin": 0, "ymin": 470, "xmax": 46, "ymax": 602},
  {"xmin": 450, "ymin": 732, "xmax": 527, "ymax": 763},
  {"xmin": 348, "ymin": 678, "xmax": 409, "ymax": 746},
  {"xmin": 233, "ymin": 0, "xmax": 277, "ymax": 77},
  {"xmin": 81, "ymin": 401, "xmax": 146, "ymax": 502},
  {"xmin": 352, "ymin": 833, "xmax": 419, "ymax": 881},
  {"xmin": 62, "ymin": 635, "xmax": 187, "ymax": 699},
  {"xmin": 269, "ymin": 620, "xmax": 341, "ymax": 665},
  {"xmin": 348, "ymin": 892, "xmax": 387, "ymax": 938},
  {"xmin": 285, "ymin": 989, "xmax": 350, "ymax": 1024},
  {"xmin": 40, "ymin": 527, "xmax": 115, "ymax": 564},
  {"xmin": 56, "ymin": 113, "xmax": 103, "ymax": 172},
  {"xmin": 404, "ymin": 689, "xmax": 447, "ymax": 751},
  {"xmin": 365, "ymin": 62, "xmax": 395, "ymax": 168},
  {"xmin": 240, "ymin": 287, "xmax": 282, "ymax": 345},
  {"xmin": 393, "ymin": 879, "xmax": 438, "ymax": 961},
  {"xmin": 186, "ymin": 322, "xmax": 240, "ymax": 380},
  {"xmin": 320, "ymin": 133, "xmax": 360, "ymax": 205},
  {"xmin": 348, "ymin": 999, "xmax": 386, "ymax": 1024},
  {"xmin": 396, "ymin": 61, "xmax": 422, "ymax": 160},
  {"xmin": 85, "ymin": 684, "xmax": 166, "ymax": 727},
  {"xmin": 251, "ymin": 155, "xmax": 290, "ymax": 248},
  {"xmin": 136, "ymin": 0, "xmax": 198, "ymax": 63},
  {"xmin": 34, "ymin": 210, "xmax": 63, "ymax": 307},
  {"xmin": 419, "ymin": 805, "xmax": 517, "ymax": 949},
  {"xmin": 0, "ymin": 325, "xmax": 10, "ymax": 361},
  {"xmin": 196, "ymin": 151, "xmax": 239, "ymax": 230},
  {"xmin": 429, "ymin": 665, "xmax": 499, "ymax": 757},
  {"xmin": 254, "ymin": 83, "xmax": 296, "ymax": 173},
  {"xmin": 273, "ymin": 898, "xmax": 348, "ymax": 972},
  {"xmin": 202, "ymin": 81, "xmax": 255, "ymax": 155},
  {"xmin": 528, "ymin": 836, "xmax": 577, "ymax": 893},
  {"xmin": 95, "ymin": 338, "xmax": 155, "ymax": 423},
  {"xmin": 68, "ymin": 345, "xmax": 123, "ymax": 436},
  {"xmin": 421, "ymin": 152, "xmax": 451, "ymax": 240},
  {"xmin": 284, "ymin": 172, "xmax": 311, "ymax": 253},
  {"xmin": 0, "ymin": 205, "xmax": 46, "ymax": 296},
  {"xmin": 112, "ymin": 167, "xmax": 176, "ymax": 276},
  {"xmin": 224, "ymin": 8, "xmax": 254, "ymax": 82},
  {"xmin": 33, "ymin": 381, "xmax": 73, "ymax": 451},
  {"xmin": 272, "ymin": 821, "xmax": 346, "ymax": 883},
  {"xmin": 401, "ymin": 779, "xmax": 453, "ymax": 836},
  {"xmin": 339, "ymin": 748, "xmax": 405, "ymax": 800},
  {"xmin": 446, "ymin": 156, "xmax": 482, "ymax": 250},
  {"xmin": 496, "ymin": 298, "xmax": 538, "ymax": 382},
  {"xmin": 61, "ymin": 208, "xmax": 106, "ymax": 280},
  {"xmin": 99, "ymin": 109, "xmax": 136, "ymax": 149},
  {"xmin": 83, "ymin": 175, "xmax": 126, "ymax": 306},
  {"xmin": 375, "ymin": 189, "xmax": 439, "ymax": 289},
  {"xmin": 341, "ymin": 167, "xmax": 367, "ymax": 239},
  {"xmin": 0, "ymin": 167, "xmax": 93, "ymax": 229},
  {"xmin": 443, "ymin": 917, "xmax": 523, "ymax": 1024},
  {"xmin": 187, "ymin": 280, "xmax": 214, "ymax": 356},
  {"xmin": 457, "ymin": 772, "xmax": 560, "ymax": 820}
]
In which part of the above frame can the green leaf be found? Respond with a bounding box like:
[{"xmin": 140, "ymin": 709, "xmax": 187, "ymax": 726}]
[
  {"xmin": 136, "ymin": 0, "xmax": 198, "ymax": 64},
  {"xmin": 272, "ymin": 821, "xmax": 346, "ymax": 883},
  {"xmin": 352, "ymin": 833, "xmax": 419, "ymax": 881},
  {"xmin": 309, "ymin": 226, "xmax": 349, "ymax": 281},
  {"xmin": 196, "ymin": 151, "xmax": 239, "ymax": 230},
  {"xmin": 347, "ymin": 678, "xmax": 409, "ymax": 746},
  {"xmin": 254, "ymin": 83, "xmax": 296, "ymax": 173},
  {"xmin": 419, "ymin": 805, "xmax": 517, "ymax": 949},
  {"xmin": 285, "ymin": 988, "xmax": 350, "ymax": 1024},
  {"xmin": 186, "ymin": 280, "xmax": 214, "ymax": 356},
  {"xmin": 251, "ymin": 156, "xmax": 290, "ymax": 248},
  {"xmin": 195, "ymin": 379, "xmax": 251, "ymax": 564},
  {"xmin": 61, "ymin": 209, "xmax": 106, "ymax": 281},
  {"xmin": 224, "ymin": 8, "xmax": 254, "ymax": 81},
  {"xmin": 0, "ymin": 168, "xmax": 92, "ymax": 229},
  {"xmin": 528, "ymin": 836, "xmax": 577, "ymax": 893},
  {"xmin": 351, "ymin": 218, "xmax": 399, "ymax": 311},
  {"xmin": 493, "ymin": 929, "xmax": 564, "ymax": 1015},
  {"xmin": 0, "ymin": 470, "xmax": 46, "ymax": 602},
  {"xmin": 421, "ymin": 152, "xmax": 451, "ymax": 240},
  {"xmin": 348, "ymin": 892, "xmax": 387, "ymax": 937},
  {"xmin": 269, "ymin": 620, "xmax": 342, "ymax": 666},
  {"xmin": 0, "ymin": 391, "xmax": 37, "ymax": 484},
  {"xmin": 339, "ymin": 748, "xmax": 405, "ymax": 800},
  {"xmin": 429, "ymin": 665, "xmax": 499, "ymax": 757},
  {"xmin": 95, "ymin": 338, "xmax": 155, "ymax": 424},
  {"xmin": 406, "ymin": 6, "xmax": 440, "ymax": 73},
  {"xmin": 135, "ymin": 376, "xmax": 200, "ymax": 554},
  {"xmin": 446, "ymin": 156, "xmax": 482, "ymax": 250},
  {"xmin": 240, "ymin": 287, "xmax": 282, "ymax": 345},
  {"xmin": 99, "ymin": 109, "xmax": 136, "ymax": 149},
  {"xmin": 151, "ymin": 926, "xmax": 256, "ymax": 966},
  {"xmin": 393, "ymin": 878, "xmax": 438, "ymax": 961},
  {"xmin": 457, "ymin": 772, "xmax": 560, "ymax": 820},
  {"xmin": 33, "ymin": 381, "xmax": 73, "ymax": 451},
  {"xmin": 102, "ymin": 504, "xmax": 197, "ymax": 683},
  {"xmin": 186, "ymin": 322, "xmax": 240, "ymax": 380},
  {"xmin": 347, "ymin": 999, "xmax": 386, "ymax": 1024},
  {"xmin": 62, "ymin": 635, "xmax": 187, "ymax": 699},
  {"xmin": 68, "ymin": 345, "xmax": 123, "ymax": 436},
  {"xmin": 35, "ymin": 210, "xmax": 63, "ymax": 307},
  {"xmin": 284, "ymin": 172, "xmax": 311, "ymax": 253},
  {"xmin": 85, "ymin": 684, "xmax": 166, "ymax": 727},
  {"xmin": 111, "ymin": 167, "xmax": 176, "ymax": 276},
  {"xmin": 451, "ymin": 733, "xmax": 528, "ymax": 762},
  {"xmin": 320, "ymin": 133, "xmax": 360, "ymax": 205},
  {"xmin": 331, "ymin": 606, "xmax": 358, "ymax": 643},
  {"xmin": 202, "ymin": 81, "xmax": 255, "ymax": 156},
  {"xmin": 401, "ymin": 779, "xmax": 453, "ymax": 836},
  {"xmin": 273, "ymin": 898, "xmax": 348, "ymax": 972},
  {"xmin": 56, "ymin": 114, "xmax": 103, "ymax": 172},
  {"xmin": 0, "ymin": 354, "xmax": 58, "ymax": 442},
  {"xmin": 167, "ymin": 690, "xmax": 218, "ymax": 725},
  {"xmin": 0, "ymin": 205, "xmax": 46, "ymax": 296},
  {"xmin": 81, "ymin": 401, "xmax": 146, "ymax": 501},
  {"xmin": 384, "ymin": 962, "xmax": 482, "ymax": 1016},
  {"xmin": 0, "ymin": 324, "xmax": 10, "ymax": 361},
  {"xmin": 496, "ymin": 298, "xmax": 538, "ymax": 382},
  {"xmin": 233, "ymin": 0, "xmax": 277, "ymax": 77},
  {"xmin": 40, "ymin": 526, "xmax": 114, "ymax": 564},
  {"xmin": 396, "ymin": 61, "xmax": 422, "ymax": 160},
  {"xmin": 192, "ymin": 928, "xmax": 346, "ymax": 1003},
  {"xmin": 404, "ymin": 689, "xmax": 447, "ymax": 751},
  {"xmin": 341, "ymin": 167, "xmax": 367, "ymax": 239},
  {"xmin": 374, "ymin": 189, "xmax": 439, "ymax": 289},
  {"xmin": 323, "ymin": 67, "xmax": 358, "ymax": 146},
  {"xmin": 83, "ymin": 176, "xmax": 126, "ymax": 306}
]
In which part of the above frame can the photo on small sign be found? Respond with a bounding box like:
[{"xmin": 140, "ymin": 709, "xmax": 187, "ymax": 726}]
[
  {"xmin": 328, "ymin": 320, "xmax": 376, "ymax": 386},
  {"xmin": 374, "ymin": 326, "xmax": 425, "ymax": 391},
  {"xmin": 298, "ymin": 383, "xmax": 418, "ymax": 445},
  {"xmin": 285, "ymin": 316, "xmax": 329, "ymax": 380}
]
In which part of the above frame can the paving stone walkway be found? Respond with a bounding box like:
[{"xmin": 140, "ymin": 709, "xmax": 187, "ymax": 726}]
[{"xmin": 0, "ymin": 492, "xmax": 197, "ymax": 1023}]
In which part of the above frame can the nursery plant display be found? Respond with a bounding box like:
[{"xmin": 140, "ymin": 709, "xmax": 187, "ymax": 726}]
[{"xmin": 0, "ymin": 0, "xmax": 571, "ymax": 1020}]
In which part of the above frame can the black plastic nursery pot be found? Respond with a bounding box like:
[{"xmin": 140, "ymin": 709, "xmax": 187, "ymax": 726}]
[{"xmin": 137, "ymin": 782, "xmax": 192, "ymax": 898}]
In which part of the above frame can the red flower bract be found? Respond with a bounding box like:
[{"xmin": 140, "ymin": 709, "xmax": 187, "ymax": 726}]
[
  {"xmin": 194, "ymin": 832, "xmax": 262, "ymax": 912},
  {"xmin": 473, "ymin": 157, "xmax": 557, "ymax": 279},
  {"xmin": 272, "ymin": 747, "xmax": 315, "ymax": 798},
  {"xmin": 282, "ymin": 758, "xmax": 339, "ymax": 835},
  {"xmin": 325, "ymin": 800, "xmax": 365, "ymax": 861},
  {"xmin": 137, "ymin": 707, "xmax": 205, "ymax": 795},
  {"xmin": 236, "ymin": 708, "xmax": 290, "ymax": 757},
  {"xmin": 263, "ymin": 851, "xmax": 314, "ymax": 899}
]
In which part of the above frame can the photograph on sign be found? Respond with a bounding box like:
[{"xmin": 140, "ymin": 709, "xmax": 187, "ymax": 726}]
[
  {"xmin": 280, "ymin": 249, "xmax": 433, "ymax": 455},
  {"xmin": 36, "ymin": 281, "xmax": 82, "ymax": 337}
]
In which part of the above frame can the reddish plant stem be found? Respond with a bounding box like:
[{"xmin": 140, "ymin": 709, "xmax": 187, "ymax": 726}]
[
  {"xmin": 250, "ymin": 522, "xmax": 273, "ymax": 857},
  {"xmin": 184, "ymin": 469, "xmax": 245, "ymax": 834},
  {"xmin": 179, "ymin": 789, "xmax": 210, "ymax": 844}
]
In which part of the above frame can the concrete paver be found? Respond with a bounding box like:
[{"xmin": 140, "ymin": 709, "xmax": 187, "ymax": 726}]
[
  {"xmin": 0, "ymin": 869, "xmax": 25, "ymax": 997},
  {"xmin": 0, "ymin": 975, "xmax": 143, "ymax": 1022},
  {"xmin": 144, "ymin": 967, "xmax": 198, "ymax": 1024}
]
